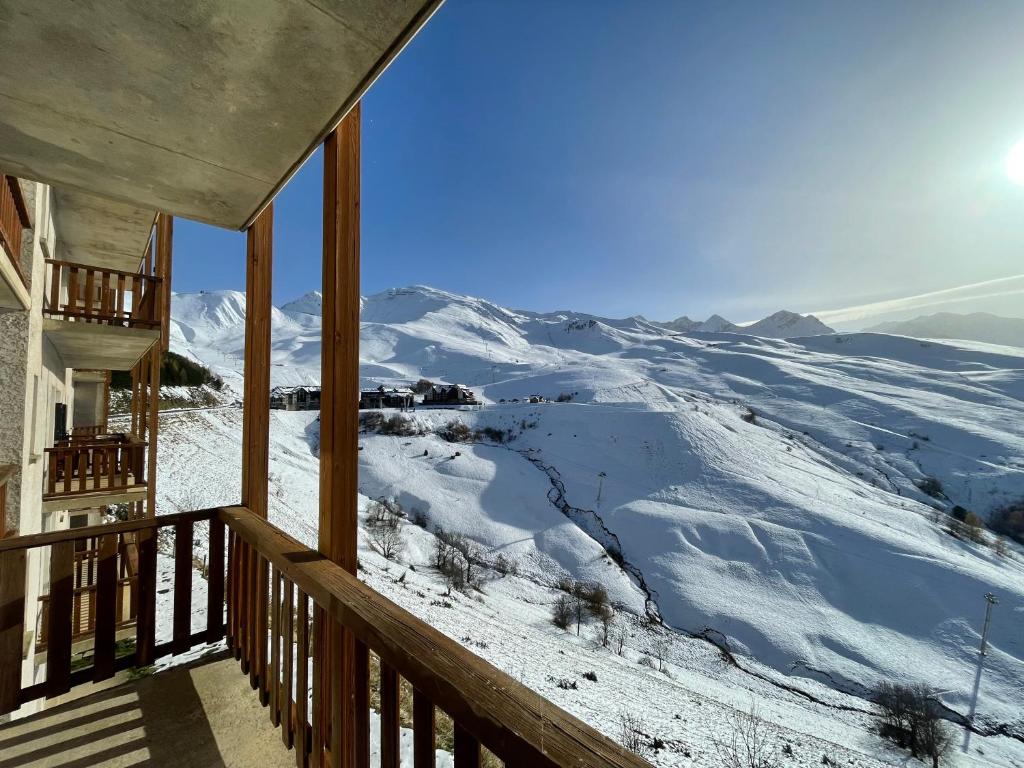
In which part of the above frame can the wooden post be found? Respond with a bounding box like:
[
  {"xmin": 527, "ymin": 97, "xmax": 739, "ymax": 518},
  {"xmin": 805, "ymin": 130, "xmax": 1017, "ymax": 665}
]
[
  {"xmin": 241, "ymin": 204, "xmax": 273, "ymax": 520},
  {"xmin": 319, "ymin": 103, "xmax": 363, "ymax": 768},
  {"xmin": 145, "ymin": 345, "xmax": 159, "ymax": 517},
  {"xmin": 155, "ymin": 214, "xmax": 174, "ymax": 352}
]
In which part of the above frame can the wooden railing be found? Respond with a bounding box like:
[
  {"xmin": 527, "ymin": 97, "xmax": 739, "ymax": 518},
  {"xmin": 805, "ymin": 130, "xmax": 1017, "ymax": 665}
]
[
  {"xmin": 0, "ymin": 509, "xmax": 221, "ymax": 715},
  {"xmin": 0, "ymin": 175, "xmax": 29, "ymax": 287},
  {"xmin": 70, "ymin": 425, "xmax": 107, "ymax": 438},
  {"xmin": 44, "ymin": 434, "xmax": 146, "ymax": 499},
  {"xmin": 44, "ymin": 258, "xmax": 161, "ymax": 329},
  {"xmin": 0, "ymin": 507, "xmax": 648, "ymax": 766}
]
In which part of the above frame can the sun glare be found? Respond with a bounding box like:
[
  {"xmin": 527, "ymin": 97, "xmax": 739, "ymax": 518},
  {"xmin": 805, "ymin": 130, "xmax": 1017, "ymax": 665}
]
[{"xmin": 1007, "ymin": 139, "xmax": 1024, "ymax": 186}]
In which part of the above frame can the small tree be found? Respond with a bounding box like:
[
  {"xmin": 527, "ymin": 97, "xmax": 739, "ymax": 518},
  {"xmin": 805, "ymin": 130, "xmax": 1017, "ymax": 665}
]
[
  {"xmin": 652, "ymin": 633, "xmax": 671, "ymax": 673},
  {"xmin": 552, "ymin": 595, "xmax": 573, "ymax": 630},
  {"xmin": 875, "ymin": 681, "xmax": 952, "ymax": 766},
  {"xmin": 713, "ymin": 703, "xmax": 779, "ymax": 768},
  {"xmin": 618, "ymin": 712, "xmax": 650, "ymax": 759},
  {"xmin": 610, "ymin": 615, "xmax": 628, "ymax": 656},
  {"xmin": 412, "ymin": 378, "xmax": 435, "ymax": 394},
  {"xmin": 371, "ymin": 522, "xmax": 405, "ymax": 561}
]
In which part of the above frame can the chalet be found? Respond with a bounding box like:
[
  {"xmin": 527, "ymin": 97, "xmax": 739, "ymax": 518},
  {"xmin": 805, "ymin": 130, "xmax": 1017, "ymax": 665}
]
[
  {"xmin": 360, "ymin": 386, "xmax": 414, "ymax": 410},
  {"xmin": 422, "ymin": 383, "xmax": 479, "ymax": 406},
  {"xmin": 0, "ymin": 4, "xmax": 650, "ymax": 767}
]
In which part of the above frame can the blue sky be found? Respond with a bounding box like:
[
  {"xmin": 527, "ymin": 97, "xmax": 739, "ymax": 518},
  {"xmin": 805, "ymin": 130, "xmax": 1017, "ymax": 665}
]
[{"xmin": 172, "ymin": 0, "xmax": 1024, "ymax": 325}]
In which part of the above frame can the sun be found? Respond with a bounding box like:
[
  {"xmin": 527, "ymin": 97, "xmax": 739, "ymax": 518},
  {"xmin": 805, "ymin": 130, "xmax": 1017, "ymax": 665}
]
[{"xmin": 1007, "ymin": 139, "xmax": 1024, "ymax": 186}]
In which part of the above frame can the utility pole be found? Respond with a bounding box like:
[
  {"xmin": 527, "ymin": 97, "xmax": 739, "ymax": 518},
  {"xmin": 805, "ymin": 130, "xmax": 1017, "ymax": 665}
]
[{"xmin": 980, "ymin": 592, "xmax": 998, "ymax": 655}]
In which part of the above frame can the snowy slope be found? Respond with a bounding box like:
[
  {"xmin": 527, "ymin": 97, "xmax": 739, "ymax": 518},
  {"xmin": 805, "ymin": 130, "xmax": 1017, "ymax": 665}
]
[
  {"xmin": 867, "ymin": 312, "xmax": 1024, "ymax": 349},
  {"xmin": 166, "ymin": 285, "xmax": 1024, "ymax": 756}
]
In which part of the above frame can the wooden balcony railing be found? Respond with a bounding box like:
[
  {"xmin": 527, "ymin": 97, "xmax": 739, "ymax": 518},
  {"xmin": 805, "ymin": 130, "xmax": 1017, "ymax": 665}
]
[
  {"xmin": 70, "ymin": 425, "xmax": 107, "ymax": 439},
  {"xmin": 44, "ymin": 258, "xmax": 161, "ymax": 329},
  {"xmin": 0, "ymin": 175, "xmax": 29, "ymax": 288},
  {"xmin": 0, "ymin": 507, "xmax": 650, "ymax": 768},
  {"xmin": 44, "ymin": 434, "xmax": 146, "ymax": 500}
]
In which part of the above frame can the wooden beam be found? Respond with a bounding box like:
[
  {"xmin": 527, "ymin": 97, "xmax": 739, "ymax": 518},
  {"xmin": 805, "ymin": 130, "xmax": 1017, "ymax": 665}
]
[
  {"xmin": 319, "ymin": 104, "xmax": 361, "ymax": 768},
  {"xmin": 145, "ymin": 345, "xmax": 159, "ymax": 517},
  {"xmin": 241, "ymin": 204, "xmax": 273, "ymax": 519},
  {"xmin": 155, "ymin": 214, "xmax": 174, "ymax": 352}
]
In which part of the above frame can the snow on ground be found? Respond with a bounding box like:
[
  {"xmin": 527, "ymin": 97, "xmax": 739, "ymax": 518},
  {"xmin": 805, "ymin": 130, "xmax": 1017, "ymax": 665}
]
[{"xmin": 155, "ymin": 285, "xmax": 1024, "ymax": 766}]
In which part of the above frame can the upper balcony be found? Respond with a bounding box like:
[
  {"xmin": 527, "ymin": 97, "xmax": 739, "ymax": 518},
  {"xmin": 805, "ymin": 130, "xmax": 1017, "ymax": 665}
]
[
  {"xmin": 42, "ymin": 433, "xmax": 147, "ymax": 513},
  {"xmin": 42, "ymin": 259, "xmax": 161, "ymax": 370},
  {"xmin": 0, "ymin": 175, "xmax": 31, "ymax": 311}
]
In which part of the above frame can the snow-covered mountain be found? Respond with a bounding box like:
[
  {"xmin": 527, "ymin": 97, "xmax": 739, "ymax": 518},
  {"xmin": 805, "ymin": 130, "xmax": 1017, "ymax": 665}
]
[
  {"xmin": 167, "ymin": 285, "xmax": 1024, "ymax": 753},
  {"xmin": 657, "ymin": 310, "xmax": 833, "ymax": 337},
  {"xmin": 866, "ymin": 311, "xmax": 1024, "ymax": 348}
]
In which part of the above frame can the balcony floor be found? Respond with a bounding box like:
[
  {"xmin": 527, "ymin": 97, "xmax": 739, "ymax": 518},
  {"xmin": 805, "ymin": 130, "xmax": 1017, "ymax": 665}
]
[
  {"xmin": 42, "ymin": 476, "xmax": 146, "ymax": 513},
  {"xmin": 0, "ymin": 652, "xmax": 293, "ymax": 768}
]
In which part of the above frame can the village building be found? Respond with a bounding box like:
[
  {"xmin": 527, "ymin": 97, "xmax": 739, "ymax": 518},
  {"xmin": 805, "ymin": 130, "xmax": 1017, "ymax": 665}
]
[
  {"xmin": 422, "ymin": 383, "xmax": 479, "ymax": 406},
  {"xmin": 359, "ymin": 386, "xmax": 414, "ymax": 410}
]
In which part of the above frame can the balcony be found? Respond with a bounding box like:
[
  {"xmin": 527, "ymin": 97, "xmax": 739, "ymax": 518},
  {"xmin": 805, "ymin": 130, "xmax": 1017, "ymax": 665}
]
[
  {"xmin": 0, "ymin": 175, "xmax": 30, "ymax": 311},
  {"xmin": 42, "ymin": 259, "xmax": 161, "ymax": 370},
  {"xmin": 42, "ymin": 434, "xmax": 146, "ymax": 513},
  {"xmin": 0, "ymin": 507, "xmax": 649, "ymax": 768}
]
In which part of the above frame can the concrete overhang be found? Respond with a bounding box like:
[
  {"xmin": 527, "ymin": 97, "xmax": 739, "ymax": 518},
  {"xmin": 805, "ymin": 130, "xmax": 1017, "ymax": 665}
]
[
  {"xmin": 53, "ymin": 189, "xmax": 156, "ymax": 273},
  {"xmin": 43, "ymin": 319, "xmax": 159, "ymax": 371},
  {"xmin": 0, "ymin": 1, "xmax": 442, "ymax": 231}
]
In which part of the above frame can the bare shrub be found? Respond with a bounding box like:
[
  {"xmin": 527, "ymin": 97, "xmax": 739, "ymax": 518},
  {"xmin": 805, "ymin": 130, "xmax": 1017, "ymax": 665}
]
[
  {"xmin": 619, "ymin": 712, "xmax": 650, "ymax": 759},
  {"xmin": 551, "ymin": 595, "xmax": 573, "ymax": 630},
  {"xmin": 713, "ymin": 703, "xmax": 779, "ymax": 768},
  {"xmin": 875, "ymin": 681, "xmax": 952, "ymax": 767},
  {"xmin": 366, "ymin": 498, "xmax": 405, "ymax": 561},
  {"xmin": 610, "ymin": 615, "xmax": 628, "ymax": 656},
  {"xmin": 651, "ymin": 633, "xmax": 671, "ymax": 673},
  {"xmin": 441, "ymin": 420, "xmax": 472, "ymax": 442}
]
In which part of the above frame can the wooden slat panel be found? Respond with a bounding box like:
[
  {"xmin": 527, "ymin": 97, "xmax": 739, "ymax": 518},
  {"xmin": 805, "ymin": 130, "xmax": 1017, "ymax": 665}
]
[
  {"xmin": 413, "ymin": 687, "xmax": 435, "ymax": 768},
  {"xmin": 281, "ymin": 576, "xmax": 294, "ymax": 749},
  {"xmin": 207, "ymin": 517, "xmax": 225, "ymax": 643},
  {"xmin": 295, "ymin": 591, "xmax": 310, "ymax": 768},
  {"xmin": 92, "ymin": 533, "xmax": 118, "ymax": 682},
  {"xmin": 172, "ymin": 521, "xmax": 193, "ymax": 654},
  {"xmin": 270, "ymin": 566, "xmax": 281, "ymax": 727},
  {"xmin": 0, "ymin": 550, "xmax": 26, "ymax": 716},
  {"xmin": 135, "ymin": 528, "xmax": 157, "ymax": 666},
  {"xmin": 46, "ymin": 541, "xmax": 74, "ymax": 698},
  {"xmin": 453, "ymin": 723, "xmax": 481, "ymax": 768},
  {"xmin": 380, "ymin": 660, "xmax": 400, "ymax": 768}
]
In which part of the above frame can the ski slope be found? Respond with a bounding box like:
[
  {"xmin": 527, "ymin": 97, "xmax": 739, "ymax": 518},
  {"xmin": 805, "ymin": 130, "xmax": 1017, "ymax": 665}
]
[{"xmin": 163, "ymin": 285, "xmax": 1024, "ymax": 765}]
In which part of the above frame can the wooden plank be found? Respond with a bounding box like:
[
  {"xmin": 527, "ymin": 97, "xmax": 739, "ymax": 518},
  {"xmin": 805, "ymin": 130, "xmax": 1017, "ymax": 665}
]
[
  {"xmin": 83, "ymin": 268, "xmax": 95, "ymax": 320},
  {"xmin": 380, "ymin": 660, "xmax": 400, "ymax": 768},
  {"xmin": 311, "ymin": 605, "xmax": 324, "ymax": 767},
  {"xmin": 0, "ymin": 550, "xmax": 26, "ymax": 716},
  {"xmin": 145, "ymin": 345, "xmax": 159, "ymax": 516},
  {"xmin": 49, "ymin": 260, "xmax": 61, "ymax": 311},
  {"xmin": 0, "ymin": 509, "xmax": 215, "ymax": 554},
  {"xmin": 453, "ymin": 723, "xmax": 480, "ymax": 768},
  {"xmin": 355, "ymin": 638, "xmax": 369, "ymax": 768},
  {"xmin": 241, "ymin": 203, "xmax": 273, "ymax": 520},
  {"xmin": 270, "ymin": 566, "xmax": 281, "ymax": 726},
  {"xmin": 46, "ymin": 541, "xmax": 74, "ymax": 698},
  {"xmin": 413, "ymin": 687, "xmax": 435, "ymax": 768},
  {"xmin": 220, "ymin": 505, "xmax": 650, "ymax": 768},
  {"xmin": 257, "ymin": 555, "xmax": 269, "ymax": 704},
  {"xmin": 295, "ymin": 591, "xmax": 310, "ymax": 768},
  {"xmin": 156, "ymin": 214, "xmax": 174, "ymax": 351},
  {"xmin": 172, "ymin": 521, "xmax": 193, "ymax": 654},
  {"xmin": 207, "ymin": 517, "xmax": 225, "ymax": 643},
  {"xmin": 116, "ymin": 273, "xmax": 125, "ymax": 319},
  {"xmin": 226, "ymin": 529, "xmax": 236, "ymax": 650},
  {"xmin": 281, "ymin": 576, "xmax": 295, "ymax": 749},
  {"xmin": 92, "ymin": 533, "xmax": 118, "ymax": 682},
  {"xmin": 135, "ymin": 528, "xmax": 157, "ymax": 666}
]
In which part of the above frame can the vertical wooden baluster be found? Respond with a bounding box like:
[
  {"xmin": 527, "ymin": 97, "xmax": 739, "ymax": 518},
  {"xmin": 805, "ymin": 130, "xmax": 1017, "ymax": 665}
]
[
  {"xmin": 257, "ymin": 554, "xmax": 269, "ymax": 704},
  {"xmin": 296, "ymin": 592, "xmax": 310, "ymax": 768},
  {"xmin": 46, "ymin": 541, "xmax": 74, "ymax": 698},
  {"xmin": 239, "ymin": 540, "xmax": 250, "ymax": 671},
  {"xmin": 0, "ymin": 550, "xmax": 26, "ymax": 716},
  {"xmin": 63, "ymin": 453, "xmax": 72, "ymax": 496},
  {"xmin": 225, "ymin": 529, "xmax": 235, "ymax": 650},
  {"xmin": 93, "ymin": 533, "xmax": 118, "ymax": 681},
  {"xmin": 356, "ymin": 639, "xmax": 369, "ymax": 768},
  {"xmin": 413, "ymin": 688, "xmax": 435, "ymax": 768},
  {"xmin": 172, "ymin": 521, "xmax": 193, "ymax": 655},
  {"xmin": 92, "ymin": 445, "xmax": 102, "ymax": 489},
  {"xmin": 135, "ymin": 527, "xmax": 157, "ymax": 666},
  {"xmin": 68, "ymin": 267, "xmax": 79, "ymax": 316},
  {"xmin": 47, "ymin": 451, "xmax": 57, "ymax": 495},
  {"xmin": 281, "ymin": 576, "xmax": 294, "ymax": 749},
  {"xmin": 380, "ymin": 661, "xmax": 400, "ymax": 768},
  {"xmin": 116, "ymin": 273, "xmax": 126, "ymax": 322},
  {"xmin": 311, "ymin": 605, "xmax": 324, "ymax": 767},
  {"xmin": 270, "ymin": 566, "xmax": 281, "ymax": 727},
  {"xmin": 108, "ymin": 443, "xmax": 117, "ymax": 490},
  {"xmin": 77, "ymin": 451, "xmax": 87, "ymax": 493},
  {"xmin": 83, "ymin": 268, "xmax": 95, "ymax": 321},
  {"xmin": 100, "ymin": 271, "xmax": 111, "ymax": 319},
  {"xmin": 207, "ymin": 517, "xmax": 225, "ymax": 643},
  {"xmin": 453, "ymin": 724, "xmax": 481, "ymax": 768}
]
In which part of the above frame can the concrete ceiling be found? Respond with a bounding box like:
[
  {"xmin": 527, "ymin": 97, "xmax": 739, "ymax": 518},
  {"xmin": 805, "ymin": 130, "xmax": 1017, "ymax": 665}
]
[
  {"xmin": 0, "ymin": 1, "xmax": 441, "ymax": 231},
  {"xmin": 53, "ymin": 189, "xmax": 155, "ymax": 272}
]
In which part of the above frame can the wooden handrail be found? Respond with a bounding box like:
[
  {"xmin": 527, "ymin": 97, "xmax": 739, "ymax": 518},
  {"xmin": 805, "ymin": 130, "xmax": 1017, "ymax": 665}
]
[
  {"xmin": 221, "ymin": 505, "xmax": 648, "ymax": 767},
  {"xmin": 43, "ymin": 439, "xmax": 148, "ymax": 499}
]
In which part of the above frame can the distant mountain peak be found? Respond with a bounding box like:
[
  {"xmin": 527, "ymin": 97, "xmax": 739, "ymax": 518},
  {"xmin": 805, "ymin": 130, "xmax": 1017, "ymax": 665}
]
[{"xmin": 281, "ymin": 290, "xmax": 323, "ymax": 316}]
